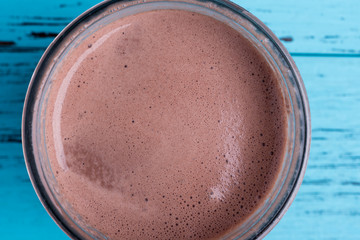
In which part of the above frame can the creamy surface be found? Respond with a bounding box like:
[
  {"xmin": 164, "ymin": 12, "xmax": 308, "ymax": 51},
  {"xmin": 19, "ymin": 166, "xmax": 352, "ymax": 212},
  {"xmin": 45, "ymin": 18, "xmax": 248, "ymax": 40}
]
[{"xmin": 45, "ymin": 9, "xmax": 288, "ymax": 239}]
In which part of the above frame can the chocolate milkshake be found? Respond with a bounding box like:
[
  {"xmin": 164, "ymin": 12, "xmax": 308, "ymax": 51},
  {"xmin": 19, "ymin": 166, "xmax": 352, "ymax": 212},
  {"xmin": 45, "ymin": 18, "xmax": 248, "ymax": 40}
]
[{"xmin": 45, "ymin": 9, "xmax": 288, "ymax": 239}]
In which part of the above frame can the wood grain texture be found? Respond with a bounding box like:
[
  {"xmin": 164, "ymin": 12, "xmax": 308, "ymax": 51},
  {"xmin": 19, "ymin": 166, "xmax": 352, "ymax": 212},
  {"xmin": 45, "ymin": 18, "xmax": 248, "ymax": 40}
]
[
  {"xmin": 242, "ymin": 0, "xmax": 360, "ymax": 55},
  {"xmin": 0, "ymin": 0, "xmax": 359, "ymax": 239},
  {"xmin": 267, "ymin": 56, "xmax": 360, "ymax": 239}
]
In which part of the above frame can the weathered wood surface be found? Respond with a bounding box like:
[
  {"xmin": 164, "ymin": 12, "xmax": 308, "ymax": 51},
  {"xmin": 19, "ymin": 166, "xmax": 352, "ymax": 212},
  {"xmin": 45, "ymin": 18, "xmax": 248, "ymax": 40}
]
[{"xmin": 0, "ymin": 0, "xmax": 359, "ymax": 239}]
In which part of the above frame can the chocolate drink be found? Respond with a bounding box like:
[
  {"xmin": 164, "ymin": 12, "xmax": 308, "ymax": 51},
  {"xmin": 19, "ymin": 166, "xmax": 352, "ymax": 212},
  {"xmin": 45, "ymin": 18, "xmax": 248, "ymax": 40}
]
[{"xmin": 45, "ymin": 9, "xmax": 288, "ymax": 239}]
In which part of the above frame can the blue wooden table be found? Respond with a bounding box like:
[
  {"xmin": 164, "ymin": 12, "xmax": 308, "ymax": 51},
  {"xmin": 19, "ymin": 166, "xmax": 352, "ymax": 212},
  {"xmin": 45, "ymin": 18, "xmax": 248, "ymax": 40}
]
[{"xmin": 1, "ymin": 0, "xmax": 359, "ymax": 239}]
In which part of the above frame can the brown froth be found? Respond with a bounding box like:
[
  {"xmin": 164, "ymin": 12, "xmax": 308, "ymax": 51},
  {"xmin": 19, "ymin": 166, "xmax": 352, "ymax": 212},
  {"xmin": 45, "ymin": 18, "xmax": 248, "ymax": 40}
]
[{"xmin": 45, "ymin": 9, "xmax": 288, "ymax": 239}]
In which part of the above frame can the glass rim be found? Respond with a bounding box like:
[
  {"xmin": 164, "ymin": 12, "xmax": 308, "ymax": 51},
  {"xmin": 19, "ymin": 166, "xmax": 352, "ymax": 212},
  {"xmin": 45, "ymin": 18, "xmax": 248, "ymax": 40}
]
[{"xmin": 22, "ymin": 0, "xmax": 311, "ymax": 239}]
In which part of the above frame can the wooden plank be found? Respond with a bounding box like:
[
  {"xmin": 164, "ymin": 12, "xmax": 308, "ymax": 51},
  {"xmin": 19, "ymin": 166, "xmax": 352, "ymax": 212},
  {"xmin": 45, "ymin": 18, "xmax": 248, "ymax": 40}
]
[
  {"xmin": 267, "ymin": 56, "xmax": 360, "ymax": 239},
  {"xmin": 240, "ymin": 0, "xmax": 360, "ymax": 55},
  {"xmin": 1, "ymin": 0, "xmax": 360, "ymax": 54},
  {"xmin": 0, "ymin": 142, "xmax": 68, "ymax": 239},
  {"xmin": 0, "ymin": 2, "xmax": 95, "ymax": 239}
]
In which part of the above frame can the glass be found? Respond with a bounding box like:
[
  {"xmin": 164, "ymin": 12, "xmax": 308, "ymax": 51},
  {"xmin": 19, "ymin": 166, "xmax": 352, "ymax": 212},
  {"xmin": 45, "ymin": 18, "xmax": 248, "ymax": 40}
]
[{"xmin": 22, "ymin": 0, "xmax": 311, "ymax": 239}]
